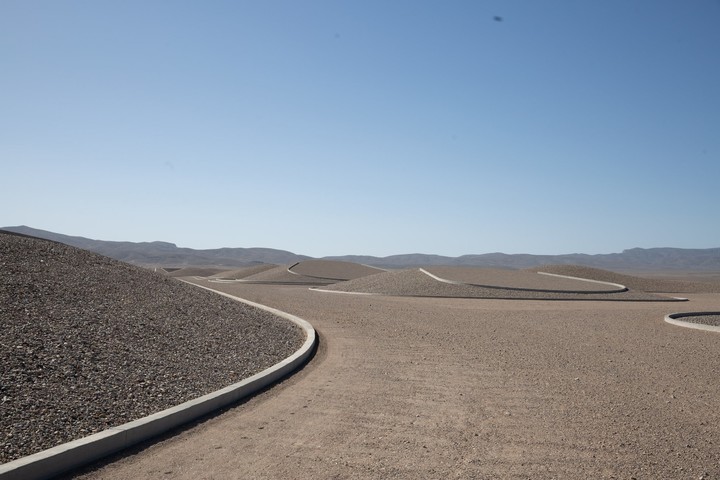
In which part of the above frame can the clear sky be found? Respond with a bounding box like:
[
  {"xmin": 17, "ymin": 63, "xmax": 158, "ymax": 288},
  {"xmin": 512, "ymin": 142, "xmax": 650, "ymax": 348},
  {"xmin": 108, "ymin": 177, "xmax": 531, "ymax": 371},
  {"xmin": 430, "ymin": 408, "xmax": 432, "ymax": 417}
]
[{"xmin": 2, "ymin": 1, "xmax": 719, "ymax": 257}]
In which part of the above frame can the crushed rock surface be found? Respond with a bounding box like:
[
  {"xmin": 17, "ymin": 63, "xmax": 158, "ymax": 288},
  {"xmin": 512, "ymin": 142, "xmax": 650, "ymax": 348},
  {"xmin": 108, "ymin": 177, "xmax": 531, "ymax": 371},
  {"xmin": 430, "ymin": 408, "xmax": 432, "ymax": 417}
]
[
  {"xmin": 0, "ymin": 231, "xmax": 304, "ymax": 464},
  {"xmin": 679, "ymin": 314, "xmax": 720, "ymax": 327}
]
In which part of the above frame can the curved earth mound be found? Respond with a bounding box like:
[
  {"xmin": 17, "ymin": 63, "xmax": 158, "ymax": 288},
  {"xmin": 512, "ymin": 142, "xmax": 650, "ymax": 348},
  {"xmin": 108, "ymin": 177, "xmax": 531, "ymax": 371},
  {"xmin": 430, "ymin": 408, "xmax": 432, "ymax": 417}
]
[
  {"xmin": 0, "ymin": 231, "xmax": 304, "ymax": 463},
  {"xmin": 288, "ymin": 260, "xmax": 385, "ymax": 281},
  {"xmin": 318, "ymin": 268, "xmax": 676, "ymax": 301},
  {"xmin": 165, "ymin": 266, "xmax": 232, "ymax": 277},
  {"xmin": 527, "ymin": 265, "xmax": 720, "ymax": 293},
  {"xmin": 240, "ymin": 265, "xmax": 334, "ymax": 285},
  {"xmin": 209, "ymin": 264, "xmax": 277, "ymax": 280},
  {"xmin": 424, "ymin": 266, "xmax": 623, "ymax": 293}
]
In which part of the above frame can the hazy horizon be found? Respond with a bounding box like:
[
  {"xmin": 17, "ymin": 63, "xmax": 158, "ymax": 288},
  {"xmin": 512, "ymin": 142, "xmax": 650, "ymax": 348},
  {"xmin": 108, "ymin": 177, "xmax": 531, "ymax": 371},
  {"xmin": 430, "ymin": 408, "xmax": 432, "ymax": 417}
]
[
  {"xmin": 2, "ymin": 1, "xmax": 719, "ymax": 257},
  {"xmin": 4, "ymin": 224, "xmax": 719, "ymax": 260}
]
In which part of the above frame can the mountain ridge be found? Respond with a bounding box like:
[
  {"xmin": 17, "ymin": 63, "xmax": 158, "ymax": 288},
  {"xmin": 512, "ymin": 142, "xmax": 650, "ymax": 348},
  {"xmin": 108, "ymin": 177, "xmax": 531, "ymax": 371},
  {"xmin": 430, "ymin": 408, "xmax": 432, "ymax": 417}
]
[{"xmin": 2, "ymin": 225, "xmax": 719, "ymax": 271}]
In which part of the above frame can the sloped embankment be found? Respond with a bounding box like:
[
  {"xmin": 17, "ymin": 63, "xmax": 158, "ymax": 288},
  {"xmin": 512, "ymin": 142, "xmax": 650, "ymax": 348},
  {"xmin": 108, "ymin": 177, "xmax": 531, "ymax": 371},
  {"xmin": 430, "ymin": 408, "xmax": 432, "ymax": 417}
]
[
  {"xmin": 527, "ymin": 265, "xmax": 720, "ymax": 293},
  {"xmin": 0, "ymin": 231, "xmax": 304, "ymax": 463},
  {"xmin": 288, "ymin": 260, "xmax": 385, "ymax": 281},
  {"xmin": 319, "ymin": 268, "xmax": 678, "ymax": 301}
]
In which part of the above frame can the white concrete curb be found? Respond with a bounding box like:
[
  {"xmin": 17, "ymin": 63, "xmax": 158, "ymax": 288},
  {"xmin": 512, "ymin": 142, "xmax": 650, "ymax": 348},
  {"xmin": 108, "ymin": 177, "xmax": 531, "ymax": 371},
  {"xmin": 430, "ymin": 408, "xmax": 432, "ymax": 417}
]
[
  {"xmin": 535, "ymin": 272, "xmax": 627, "ymax": 292},
  {"xmin": 418, "ymin": 268, "xmax": 465, "ymax": 285},
  {"xmin": 309, "ymin": 287, "xmax": 375, "ymax": 296},
  {"xmin": 664, "ymin": 312, "xmax": 720, "ymax": 333},
  {"xmin": 420, "ymin": 268, "xmax": 627, "ymax": 294},
  {"xmin": 286, "ymin": 262, "xmax": 302, "ymax": 276},
  {"xmin": 0, "ymin": 285, "xmax": 316, "ymax": 480}
]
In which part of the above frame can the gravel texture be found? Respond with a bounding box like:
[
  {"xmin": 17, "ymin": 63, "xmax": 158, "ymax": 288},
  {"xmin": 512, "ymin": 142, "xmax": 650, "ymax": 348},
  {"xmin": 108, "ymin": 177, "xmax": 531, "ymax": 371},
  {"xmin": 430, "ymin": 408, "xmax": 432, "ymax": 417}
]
[
  {"xmin": 321, "ymin": 268, "xmax": 680, "ymax": 301},
  {"xmin": 676, "ymin": 314, "xmax": 720, "ymax": 327},
  {"xmin": 0, "ymin": 231, "xmax": 305, "ymax": 464}
]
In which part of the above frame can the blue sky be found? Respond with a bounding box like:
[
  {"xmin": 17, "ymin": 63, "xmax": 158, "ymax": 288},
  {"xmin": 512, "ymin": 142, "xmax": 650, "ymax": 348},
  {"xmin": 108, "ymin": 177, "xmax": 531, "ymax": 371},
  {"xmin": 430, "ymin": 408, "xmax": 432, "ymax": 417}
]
[{"xmin": 2, "ymin": 1, "xmax": 719, "ymax": 257}]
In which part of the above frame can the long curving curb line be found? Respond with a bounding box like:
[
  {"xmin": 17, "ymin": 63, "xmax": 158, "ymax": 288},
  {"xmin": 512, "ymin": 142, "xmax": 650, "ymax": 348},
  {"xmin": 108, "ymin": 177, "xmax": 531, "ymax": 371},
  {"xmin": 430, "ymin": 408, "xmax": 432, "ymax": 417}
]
[
  {"xmin": 535, "ymin": 272, "xmax": 627, "ymax": 292},
  {"xmin": 664, "ymin": 312, "xmax": 720, "ymax": 333},
  {"xmin": 420, "ymin": 268, "xmax": 628, "ymax": 294},
  {"xmin": 0, "ymin": 284, "xmax": 316, "ymax": 480}
]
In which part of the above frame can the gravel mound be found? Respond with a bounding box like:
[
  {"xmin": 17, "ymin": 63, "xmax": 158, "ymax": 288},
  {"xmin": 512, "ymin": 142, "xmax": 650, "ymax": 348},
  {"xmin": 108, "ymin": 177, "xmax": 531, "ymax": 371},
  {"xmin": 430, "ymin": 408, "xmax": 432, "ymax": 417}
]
[
  {"xmin": 424, "ymin": 266, "xmax": 622, "ymax": 292},
  {"xmin": 319, "ymin": 269, "xmax": 677, "ymax": 301},
  {"xmin": 288, "ymin": 260, "xmax": 385, "ymax": 281},
  {"xmin": 527, "ymin": 265, "xmax": 720, "ymax": 293},
  {"xmin": 209, "ymin": 264, "xmax": 277, "ymax": 280},
  {"xmin": 165, "ymin": 266, "xmax": 232, "ymax": 277},
  {"xmin": 0, "ymin": 231, "xmax": 305, "ymax": 463},
  {"xmin": 240, "ymin": 265, "xmax": 333, "ymax": 285}
]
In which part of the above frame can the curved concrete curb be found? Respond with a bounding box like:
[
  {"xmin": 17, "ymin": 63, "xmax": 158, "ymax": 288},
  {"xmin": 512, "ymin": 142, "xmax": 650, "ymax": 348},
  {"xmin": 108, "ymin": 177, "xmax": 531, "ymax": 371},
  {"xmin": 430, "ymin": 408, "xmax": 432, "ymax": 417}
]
[
  {"xmin": 286, "ymin": 263, "xmax": 355, "ymax": 282},
  {"xmin": 0, "ymin": 285, "xmax": 316, "ymax": 480},
  {"xmin": 420, "ymin": 268, "xmax": 628, "ymax": 294},
  {"xmin": 664, "ymin": 312, "xmax": 720, "ymax": 333},
  {"xmin": 286, "ymin": 262, "xmax": 302, "ymax": 276},
  {"xmin": 535, "ymin": 272, "xmax": 627, "ymax": 292},
  {"xmin": 309, "ymin": 287, "xmax": 375, "ymax": 296}
]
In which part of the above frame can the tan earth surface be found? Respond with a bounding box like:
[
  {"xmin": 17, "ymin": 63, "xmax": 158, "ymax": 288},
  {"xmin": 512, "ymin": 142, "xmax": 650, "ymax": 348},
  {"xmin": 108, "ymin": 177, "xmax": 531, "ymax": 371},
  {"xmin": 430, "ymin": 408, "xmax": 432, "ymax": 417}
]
[{"xmin": 70, "ymin": 280, "xmax": 720, "ymax": 479}]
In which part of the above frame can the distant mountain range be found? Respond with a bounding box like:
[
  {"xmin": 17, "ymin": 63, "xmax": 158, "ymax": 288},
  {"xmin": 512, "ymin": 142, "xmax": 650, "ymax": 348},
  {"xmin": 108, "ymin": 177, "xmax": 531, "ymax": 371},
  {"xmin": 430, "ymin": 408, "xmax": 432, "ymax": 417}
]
[{"xmin": 3, "ymin": 225, "xmax": 720, "ymax": 271}]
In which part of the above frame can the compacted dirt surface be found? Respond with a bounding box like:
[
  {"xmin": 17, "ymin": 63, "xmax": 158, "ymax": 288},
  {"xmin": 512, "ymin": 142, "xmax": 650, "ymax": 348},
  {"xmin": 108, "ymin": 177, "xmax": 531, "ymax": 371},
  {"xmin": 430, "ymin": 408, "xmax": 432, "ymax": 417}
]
[{"xmin": 70, "ymin": 279, "xmax": 720, "ymax": 479}]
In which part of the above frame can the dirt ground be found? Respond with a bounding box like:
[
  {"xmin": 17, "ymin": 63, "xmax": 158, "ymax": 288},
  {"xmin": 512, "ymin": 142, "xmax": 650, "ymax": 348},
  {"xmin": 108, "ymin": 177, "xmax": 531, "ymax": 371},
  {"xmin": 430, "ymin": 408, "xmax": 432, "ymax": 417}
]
[{"xmin": 71, "ymin": 282, "xmax": 720, "ymax": 479}]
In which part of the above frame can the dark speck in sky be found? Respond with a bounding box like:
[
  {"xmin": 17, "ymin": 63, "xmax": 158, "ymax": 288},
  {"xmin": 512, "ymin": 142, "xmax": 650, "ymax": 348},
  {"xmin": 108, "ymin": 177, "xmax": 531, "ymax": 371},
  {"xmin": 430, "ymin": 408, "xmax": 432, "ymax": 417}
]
[{"xmin": 494, "ymin": 16, "xmax": 503, "ymax": 22}]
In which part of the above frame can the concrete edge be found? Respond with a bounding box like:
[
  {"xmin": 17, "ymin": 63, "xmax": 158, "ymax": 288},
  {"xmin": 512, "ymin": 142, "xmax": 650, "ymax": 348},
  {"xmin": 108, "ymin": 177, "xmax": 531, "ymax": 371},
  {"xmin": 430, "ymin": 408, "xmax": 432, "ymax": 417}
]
[
  {"xmin": 664, "ymin": 312, "xmax": 720, "ymax": 333},
  {"xmin": 418, "ymin": 268, "xmax": 465, "ymax": 285},
  {"xmin": 309, "ymin": 287, "xmax": 376, "ymax": 296},
  {"xmin": 0, "ymin": 284, "xmax": 316, "ymax": 480},
  {"xmin": 286, "ymin": 262, "xmax": 302, "ymax": 276},
  {"xmin": 308, "ymin": 287, "xmax": 683, "ymax": 302},
  {"xmin": 535, "ymin": 272, "xmax": 627, "ymax": 292},
  {"xmin": 286, "ymin": 262, "xmax": 362, "ymax": 282},
  {"xmin": 421, "ymin": 268, "xmax": 627, "ymax": 294}
]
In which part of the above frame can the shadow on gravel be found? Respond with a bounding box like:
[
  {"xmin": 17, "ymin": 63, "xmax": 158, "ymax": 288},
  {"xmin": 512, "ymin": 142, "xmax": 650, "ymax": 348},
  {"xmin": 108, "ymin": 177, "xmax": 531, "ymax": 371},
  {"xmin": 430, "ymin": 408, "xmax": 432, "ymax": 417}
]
[{"xmin": 57, "ymin": 332, "xmax": 323, "ymax": 480}]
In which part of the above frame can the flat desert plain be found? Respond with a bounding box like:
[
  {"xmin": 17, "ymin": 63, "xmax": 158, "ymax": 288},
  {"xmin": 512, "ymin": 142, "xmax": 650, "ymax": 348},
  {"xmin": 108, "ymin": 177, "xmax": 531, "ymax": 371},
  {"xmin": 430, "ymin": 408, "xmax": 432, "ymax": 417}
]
[{"xmin": 72, "ymin": 277, "xmax": 720, "ymax": 479}]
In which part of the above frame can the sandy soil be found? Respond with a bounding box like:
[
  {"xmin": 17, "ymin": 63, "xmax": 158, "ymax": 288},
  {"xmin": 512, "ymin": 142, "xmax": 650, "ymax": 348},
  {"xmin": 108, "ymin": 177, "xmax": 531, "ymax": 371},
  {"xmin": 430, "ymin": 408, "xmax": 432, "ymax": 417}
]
[{"xmin": 70, "ymin": 281, "xmax": 720, "ymax": 479}]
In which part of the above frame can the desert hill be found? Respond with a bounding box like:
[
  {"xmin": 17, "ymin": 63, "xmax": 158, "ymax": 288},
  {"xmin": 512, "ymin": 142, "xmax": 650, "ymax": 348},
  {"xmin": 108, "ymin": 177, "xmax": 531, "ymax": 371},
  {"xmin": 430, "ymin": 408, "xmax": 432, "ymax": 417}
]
[
  {"xmin": 2, "ymin": 225, "xmax": 720, "ymax": 272},
  {"xmin": 1, "ymin": 226, "xmax": 309, "ymax": 267}
]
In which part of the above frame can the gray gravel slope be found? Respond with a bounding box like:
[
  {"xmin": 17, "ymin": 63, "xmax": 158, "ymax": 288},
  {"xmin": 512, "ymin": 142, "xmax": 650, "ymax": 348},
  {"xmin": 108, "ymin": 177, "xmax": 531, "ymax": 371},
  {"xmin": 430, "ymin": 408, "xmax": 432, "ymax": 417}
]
[{"xmin": 0, "ymin": 231, "xmax": 304, "ymax": 464}]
